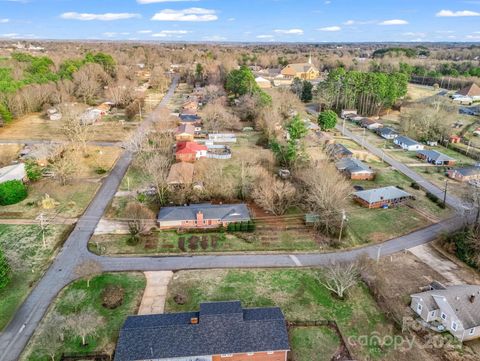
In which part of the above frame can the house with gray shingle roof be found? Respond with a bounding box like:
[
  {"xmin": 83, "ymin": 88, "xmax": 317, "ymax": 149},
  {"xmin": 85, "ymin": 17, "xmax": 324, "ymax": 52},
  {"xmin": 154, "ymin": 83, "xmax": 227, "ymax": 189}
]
[
  {"xmin": 416, "ymin": 150, "xmax": 456, "ymax": 166},
  {"xmin": 157, "ymin": 203, "xmax": 250, "ymax": 230},
  {"xmin": 447, "ymin": 166, "xmax": 480, "ymax": 182},
  {"xmin": 376, "ymin": 127, "xmax": 398, "ymax": 140},
  {"xmin": 353, "ymin": 186, "xmax": 413, "ymax": 208},
  {"xmin": 326, "ymin": 143, "xmax": 353, "ymax": 160},
  {"xmin": 114, "ymin": 301, "xmax": 290, "ymax": 361},
  {"xmin": 394, "ymin": 136, "xmax": 424, "ymax": 151},
  {"xmin": 335, "ymin": 158, "xmax": 375, "ymax": 180},
  {"xmin": 411, "ymin": 284, "xmax": 480, "ymax": 341}
]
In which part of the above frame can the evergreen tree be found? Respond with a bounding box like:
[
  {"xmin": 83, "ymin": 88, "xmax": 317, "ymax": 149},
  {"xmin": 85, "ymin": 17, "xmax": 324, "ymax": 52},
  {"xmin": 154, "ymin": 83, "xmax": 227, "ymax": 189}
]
[
  {"xmin": 300, "ymin": 81, "xmax": 313, "ymax": 102},
  {"xmin": 318, "ymin": 110, "xmax": 337, "ymax": 130}
]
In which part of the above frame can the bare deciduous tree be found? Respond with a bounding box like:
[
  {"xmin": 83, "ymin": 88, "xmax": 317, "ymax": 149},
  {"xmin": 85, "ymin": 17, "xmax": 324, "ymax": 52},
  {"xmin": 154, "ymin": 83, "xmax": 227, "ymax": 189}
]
[
  {"xmin": 252, "ymin": 167, "xmax": 297, "ymax": 215},
  {"xmin": 49, "ymin": 145, "xmax": 78, "ymax": 186},
  {"xmin": 125, "ymin": 201, "xmax": 155, "ymax": 242},
  {"xmin": 74, "ymin": 260, "xmax": 102, "ymax": 288},
  {"xmin": 316, "ymin": 262, "xmax": 359, "ymax": 299},
  {"xmin": 202, "ymin": 98, "xmax": 241, "ymax": 131},
  {"xmin": 59, "ymin": 105, "xmax": 95, "ymax": 155},
  {"xmin": 66, "ymin": 308, "xmax": 104, "ymax": 346},
  {"xmin": 139, "ymin": 153, "xmax": 172, "ymax": 205},
  {"xmin": 37, "ymin": 322, "xmax": 63, "ymax": 361}
]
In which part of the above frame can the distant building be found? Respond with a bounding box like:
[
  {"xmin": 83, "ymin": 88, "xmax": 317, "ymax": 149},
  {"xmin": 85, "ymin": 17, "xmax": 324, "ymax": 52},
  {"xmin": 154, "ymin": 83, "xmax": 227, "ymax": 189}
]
[
  {"xmin": 360, "ymin": 118, "xmax": 383, "ymax": 130},
  {"xmin": 280, "ymin": 56, "xmax": 319, "ymax": 80},
  {"xmin": 447, "ymin": 166, "xmax": 480, "ymax": 182},
  {"xmin": 114, "ymin": 301, "xmax": 289, "ymax": 361},
  {"xmin": 410, "ymin": 284, "xmax": 480, "ymax": 341},
  {"xmin": 449, "ymin": 135, "xmax": 461, "ymax": 144},
  {"xmin": 416, "ymin": 150, "xmax": 456, "ymax": 166},
  {"xmin": 453, "ymin": 83, "xmax": 480, "ymax": 104},
  {"xmin": 394, "ymin": 136, "xmax": 424, "ymax": 151},
  {"xmin": 179, "ymin": 114, "xmax": 202, "ymax": 126},
  {"xmin": 335, "ymin": 158, "xmax": 375, "ymax": 180},
  {"xmin": 175, "ymin": 142, "xmax": 208, "ymax": 163},
  {"xmin": 255, "ymin": 76, "xmax": 272, "ymax": 89},
  {"xmin": 326, "ymin": 143, "xmax": 353, "ymax": 160},
  {"xmin": 157, "ymin": 203, "xmax": 250, "ymax": 229},
  {"xmin": 376, "ymin": 127, "xmax": 398, "ymax": 140},
  {"xmin": 353, "ymin": 186, "xmax": 413, "ymax": 209},
  {"xmin": 341, "ymin": 109, "xmax": 357, "ymax": 119},
  {"xmin": 175, "ymin": 124, "xmax": 195, "ymax": 142},
  {"xmin": 0, "ymin": 163, "xmax": 26, "ymax": 184}
]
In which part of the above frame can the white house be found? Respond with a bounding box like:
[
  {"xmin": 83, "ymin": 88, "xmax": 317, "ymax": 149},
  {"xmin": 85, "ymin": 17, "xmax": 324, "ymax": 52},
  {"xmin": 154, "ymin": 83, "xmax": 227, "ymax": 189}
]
[
  {"xmin": 394, "ymin": 135, "xmax": 425, "ymax": 151},
  {"xmin": 411, "ymin": 284, "xmax": 480, "ymax": 341},
  {"xmin": 0, "ymin": 163, "xmax": 26, "ymax": 183}
]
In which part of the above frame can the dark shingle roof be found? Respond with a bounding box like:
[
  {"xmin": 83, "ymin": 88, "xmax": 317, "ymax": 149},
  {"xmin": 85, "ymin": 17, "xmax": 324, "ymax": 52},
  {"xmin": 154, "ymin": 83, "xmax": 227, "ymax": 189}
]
[
  {"xmin": 335, "ymin": 158, "xmax": 374, "ymax": 174},
  {"xmin": 157, "ymin": 203, "xmax": 251, "ymax": 222},
  {"xmin": 395, "ymin": 135, "xmax": 421, "ymax": 147},
  {"xmin": 416, "ymin": 150, "xmax": 455, "ymax": 163},
  {"xmin": 354, "ymin": 186, "xmax": 412, "ymax": 204},
  {"xmin": 377, "ymin": 127, "xmax": 398, "ymax": 137},
  {"xmin": 114, "ymin": 301, "xmax": 290, "ymax": 361}
]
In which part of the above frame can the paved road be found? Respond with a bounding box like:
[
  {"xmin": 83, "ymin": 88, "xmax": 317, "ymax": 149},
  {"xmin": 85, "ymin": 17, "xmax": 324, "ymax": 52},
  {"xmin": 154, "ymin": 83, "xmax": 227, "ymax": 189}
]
[
  {"xmin": 0, "ymin": 76, "xmax": 179, "ymax": 361},
  {"xmin": 0, "ymin": 89, "xmax": 471, "ymax": 361}
]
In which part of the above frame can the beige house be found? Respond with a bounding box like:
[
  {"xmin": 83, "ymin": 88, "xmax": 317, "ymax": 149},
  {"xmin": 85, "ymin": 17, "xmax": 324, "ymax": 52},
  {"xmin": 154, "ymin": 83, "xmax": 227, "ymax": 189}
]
[
  {"xmin": 411, "ymin": 284, "xmax": 480, "ymax": 341},
  {"xmin": 281, "ymin": 56, "xmax": 319, "ymax": 80}
]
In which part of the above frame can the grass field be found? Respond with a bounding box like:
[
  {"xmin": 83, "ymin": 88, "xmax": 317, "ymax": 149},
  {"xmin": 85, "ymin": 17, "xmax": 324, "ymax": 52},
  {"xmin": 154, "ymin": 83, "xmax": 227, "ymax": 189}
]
[
  {"xmin": 290, "ymin": 326, "xmax": 341, "ymax": 361},
  {"xmin": 165, "ymin": 269, "xmax": 397, "ymax": 360},
  {"xmin": 22, "ymin": 273, "xmax": 145, "ymax": 361},
  {"xmin": 0, "ymin": 224, "xmax": 71, "ymax": 330}
]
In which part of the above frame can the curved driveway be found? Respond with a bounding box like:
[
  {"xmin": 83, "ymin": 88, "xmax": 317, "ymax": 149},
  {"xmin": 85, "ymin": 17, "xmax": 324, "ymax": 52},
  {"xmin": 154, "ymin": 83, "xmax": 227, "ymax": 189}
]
[{"xmin": 0, "ymin": 89, "xmax": 469, "ymax": 361}]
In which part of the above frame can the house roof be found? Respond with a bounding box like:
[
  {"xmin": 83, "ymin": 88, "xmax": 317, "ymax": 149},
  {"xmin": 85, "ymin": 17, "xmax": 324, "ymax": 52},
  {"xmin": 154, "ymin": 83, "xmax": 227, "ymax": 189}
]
[
  {"xmin": 114, "ymin": 301, "xmax": 289, "ymax": 361},
  {"xmin": 327, "ymin": 143, "xmax": 353, "ymax": 157},
  {"xmin": 395, "ymin": 135, "xmax": 421, "ymax": 147},
  {"xmin": 167, "ymin": 162, "xmax": 194, "ymax": 185},
  {"xmin": 158, "ymin": 203, "xmax": 251, "ymax": 222},
  {"xmin": 411, "ymin": 285, "xmax": 480, "ymax": 329},
  {"xmin": 176, "ymin": 123, "xmax": 195, "ymax": 135},
  {"xmin": 354, "ymin": 186, "xmax": 412, "ymax": 204},
  {"xmin": 335, "ymin": 158, "xmax": 374, "ymax": 174},
  {"xmin": 282, "ymin": 63, "xmax": 318, "ymax": 74},
  {"xmin": 417, "ymin": 150, "xmax": 455, "ymax": 163},
  {"xmin": 0, "ymin": 163, "xmax": 26, "ymax": 183},
  {"xmin": 179, "ymin": 114, "xmax": 202, "ymax": 122},
  {"xmin": 451, "ymin": 166, "xmax": 480, "ymax": 177},
  {"xmin": 377, "ymin": 127, "xmax": 398, "ymax": 137},
  {"xmin": 176, "ymin": 142, "xmax": 208, "ymax": 155},
  {"xmin": 457, "ymin": 83, "xmax": 480, "ymax": 97}
]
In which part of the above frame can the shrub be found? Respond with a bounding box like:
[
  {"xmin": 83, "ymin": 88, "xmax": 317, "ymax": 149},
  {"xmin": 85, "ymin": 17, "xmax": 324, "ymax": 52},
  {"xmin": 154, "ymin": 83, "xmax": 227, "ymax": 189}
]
[
  {"xmin": 0, "ymin": 180, "xmax": 28, "ymax": 205},
  {"xmin": 200, "ymin": 236, "xmax": 209, "ymax": 250},
  {"xmin": 188, "ymin": 235, "xmax": 199, "ymax": 251},
  {"xmin": 101, "ymin": 284, "xmax": 125, "ymax": 309},
  {"xmin": 247, "ymin": 220, "xmax": 256, "ymax": 232},
  {"xmin": 318, "ymin": 110, "xmax": 337, "ymax": 130},
  {"xmin": 410, "ymin": 182, "xmax": 420, "ymax": 190},
  {"xmin": 178, "ymin": 237, "xmax": 186, "ymax": 252},
  {"xmin": 25, "ymin": 161, "xmax": 43, "ymax": 182},
  {"xmin": 0, "ymin": 247, "xmax": 10, "ymax": 289},
  {"xmin": 426, "ymin": 192, "xmax": 439, "ymax": 203}
]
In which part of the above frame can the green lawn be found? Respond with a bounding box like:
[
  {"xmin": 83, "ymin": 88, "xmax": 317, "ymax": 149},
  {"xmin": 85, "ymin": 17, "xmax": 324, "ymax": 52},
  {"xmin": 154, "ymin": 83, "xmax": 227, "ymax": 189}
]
[
  {"xmin": 165, "ymin": 269, "xmax": 396, "ymax": 360},
  {"xmin": 290, "ymin": 327, "xmax": 341, "ymax": 361},
  {"xmin": 23, "ymin": 273, "xmax": 145, "ymax": 361},
  {"xmin": 0, "ymin": 224, "xmax": 71, "ymax": 330},
  {"xmin": 89, "ymin": 229, "xmax": 321, "ymax": 255}
]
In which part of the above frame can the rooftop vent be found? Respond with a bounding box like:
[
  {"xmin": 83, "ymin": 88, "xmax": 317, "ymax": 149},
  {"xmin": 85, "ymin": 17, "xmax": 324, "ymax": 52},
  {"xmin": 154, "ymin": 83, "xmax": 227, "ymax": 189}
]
[
  {"xmin": 470, "ymin": 295, "xmax": 476, "ymax": 304},
  {"xmin": 190, "ymin": 317, "xmax": 199, "ymax": 324}
]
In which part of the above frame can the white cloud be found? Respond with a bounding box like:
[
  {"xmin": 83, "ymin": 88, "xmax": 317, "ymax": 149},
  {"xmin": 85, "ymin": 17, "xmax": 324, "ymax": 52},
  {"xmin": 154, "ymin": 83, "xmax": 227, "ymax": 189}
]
[
  {"xmin": 318, "ymin": 26, "xmax": 341, "ymax": 32},
  {"xmin": 0, "ymin": 19, "xmax": 9, "ymax": 23},
  {"xmin": 60, "ymin": 12, "xmax": 140, "ymax": 21},
  {"xmin": 151, "ymin": 8, "xmax": 218, "ymax": 22},
  {"xmin": 103, "ymin": 32, "xmax": 117, "ymax": 37},
  {"xmin": 138, "ymin": 30, "xmax": 152, "ymax": 34},
  {"xmin": 0, "ymin": 33, "xmax": 19, "ymax": 38},
  {"xmin": 152, "ymin": 30, "xmax": 189, "ymax": 37},
  {"xmin": 273, "ymin": 28, "xmax": 303, "ymax": 35},
  {"xmin": 436, "ymin": 9, "xmax": 480, "ymax": 17},
  {"xmin": 379, "ymin": 19, "xmax": 408, "ymax": 25},
  {"xmin": 343, "ymin": 19, "xmax": 375, "ymax": 25},
  {"xmin": 402, "ymin": 32, "xmax": 426, "ymax": 37},
  {"xmin": 257, "ymin": 34, "xmax": 274, "ymax": 39},
  {"xmin": 138, "ymin": 0, "xmax": 199, "ymax": 3},
  {"xmin": 466, "ymin": 34, "xmax": 480, "ymax": 39},
  {"xmin": 228, "ymin": 17, "xmax": 235, "ymax": 21},
  {"xmin": 203, "ymin": 35, "xmax": 226, "ymax": 41},
  {"xmin": 435, "ymin": 30, "xmax": 455, "ymax": 34}
]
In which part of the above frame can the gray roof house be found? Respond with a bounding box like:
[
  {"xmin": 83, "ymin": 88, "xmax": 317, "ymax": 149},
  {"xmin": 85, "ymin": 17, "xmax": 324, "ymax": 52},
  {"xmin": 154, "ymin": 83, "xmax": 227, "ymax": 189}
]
[
  {"xmin": 114, "ymin": 301, "xmax": 290, "ymax": 361},
  {"xmin": 447, "ymin": 166, "xmax": 480, "ymax": 182},
  {"xmin": 377, "ymin": 127, "xmax": 398, "ymax": 140},
  {"xmin": 326, "ymin": 143, "xmax": 353, "ymax": 160},
  {"xmin": 353, "ymin": 186, "xmax": 413, "ymax": 208},
  {"xmin": 157, "ymin": 203, "xmax": 250, "ymax": 229},
  {"xmin": 394, "ymin": 136, "xmax": 425, "ymax": 151},
  {"xmin": 416, "ymin": 150, "xmax": 456, "ymax": 166},
  {"xmin": 335, "ymin": 158, "xmax": 375, "ymax": 180},
  {"xmin": 411, "ymin": 284, "xmax": 480, "ymax": 341}
]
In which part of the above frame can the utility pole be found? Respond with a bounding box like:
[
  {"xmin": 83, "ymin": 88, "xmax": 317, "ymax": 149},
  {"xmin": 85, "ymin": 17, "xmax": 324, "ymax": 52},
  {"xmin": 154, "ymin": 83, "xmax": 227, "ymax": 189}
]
[
  {"xmin": 36, "ymin": 213, "xmax": 48, "ymax": 248},
  {"xmin": 443, "ymin": 179, "xmax": 448, "ymax": 207},
  {"xmin": 376, "ymin": 245, "xmax": 382, "ymax": 263},
  {"xmin": 338, "ymin": 209, "xmax": 346, "ymax": 243},
  {"xmin": 342, "ymin": 118, "xmax": 345, "ymax": 134}
]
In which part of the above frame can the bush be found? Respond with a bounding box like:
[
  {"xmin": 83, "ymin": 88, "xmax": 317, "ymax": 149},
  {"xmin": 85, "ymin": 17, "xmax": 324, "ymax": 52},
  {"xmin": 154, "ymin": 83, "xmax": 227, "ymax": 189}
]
[
  {"xmin": 178, "ymin": 237, "xmax": 186, "ymax": 252},
  {"xmin": 101, "ymin": 284, "xmax": 125, "ymax": 309},
  {"xmin": 0, "ymin": 247, "xmax": 10, "ymax": 290},
  {"xmin": 25, "ymin": 161, "xmax": 43, "ymax": 182},
  {"xmin": 426, "ymin": 192, "xmax": 439, "ymax": 203},
  {"xmin": 188, "ymin": 235, "xmax": 199, "ymax": 251},
  {"xmin": 410, "ymin": 182, "xmax": 420, "ymax": 190},
  {"xmin": 200, "ymin": 236, "xmax": 209, "ymax": 250},
  {"xmin": 0, "ymin": 180, "xmax": 28, "ymax": 205}
]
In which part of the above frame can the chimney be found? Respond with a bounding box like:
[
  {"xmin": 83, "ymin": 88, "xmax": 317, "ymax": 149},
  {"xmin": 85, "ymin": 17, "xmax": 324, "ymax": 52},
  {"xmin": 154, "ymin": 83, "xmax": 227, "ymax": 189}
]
[
  {"xmin": 196, "ymin": 211, "xmax": 203, "ymax": 226},
  {"xmin": 470, "ymin": 294, "xmax": 476, "ymax": 303},
  {"xmin": 190, "ymin": 317, "xmax": 199, "ymax": 324}
]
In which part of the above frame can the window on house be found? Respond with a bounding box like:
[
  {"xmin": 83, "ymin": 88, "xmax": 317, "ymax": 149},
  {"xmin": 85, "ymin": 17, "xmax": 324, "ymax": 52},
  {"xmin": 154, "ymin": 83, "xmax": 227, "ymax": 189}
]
[
  {"xmin": 431, "ymin": 311, "xmax": 435, "ymax": 317},
  {"xmin": 441, "ymin": 312, "xmax": 447, "ymax": 320},
  {"xmin": 267, "ymin": 351, "xmax": 274, "ymax": 355},
  {"xmin": 247, "ymin": 353, "xmax": 254, "ymax": 356},
  {"xmin": 221, "ymin": 355, "xmax": 233, "ymax": 358},
  {"xmin": 470, "ymin": 328, "xmax": 475, "ymax": 335},
  {"xmin": 451, "ymin": 321, "xmax": 458, "ymax": 331},
  {"xmin": 417, "ymin": 303, "xmax": 422, "ymax": 313}
]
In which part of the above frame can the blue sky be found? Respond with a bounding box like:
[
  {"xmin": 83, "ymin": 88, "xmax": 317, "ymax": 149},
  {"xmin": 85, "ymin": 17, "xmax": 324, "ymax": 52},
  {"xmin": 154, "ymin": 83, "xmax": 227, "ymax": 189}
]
[{"xmin": 1, "ymin": 0, "xmax": 480, "ymax": 42}]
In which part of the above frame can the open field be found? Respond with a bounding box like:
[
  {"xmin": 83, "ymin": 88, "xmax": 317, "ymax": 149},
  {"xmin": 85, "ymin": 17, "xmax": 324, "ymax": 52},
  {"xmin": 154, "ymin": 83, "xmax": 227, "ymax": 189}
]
[
  {"xmin": 290, "ymin": 326, "xmax": 341, "ymax": 361},
  {"xmin": 0, "ymin": 113, "xmax": 138, "ymax": 142},
  {"xmin": 166, "ymin": 269, "xmax": 406, "ymax": 360},
  {"xmin": 21, "ymin": 272, "xmax": 145, "ymax": 361},
  {"xmin": 0, "ymin": 224, "xmax": 71, "ymax": 330}
]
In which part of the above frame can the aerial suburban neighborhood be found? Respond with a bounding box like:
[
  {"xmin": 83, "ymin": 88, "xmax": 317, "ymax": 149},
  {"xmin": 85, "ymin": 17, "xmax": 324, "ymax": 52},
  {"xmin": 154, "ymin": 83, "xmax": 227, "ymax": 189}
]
[{"xmin": 1, "ymin": 1, "xmax": 480, "ymax": 361}]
